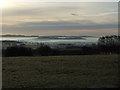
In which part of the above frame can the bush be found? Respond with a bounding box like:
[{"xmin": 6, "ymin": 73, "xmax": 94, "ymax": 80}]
[
  {"xmin": 36, "ymin": 45, "xmax": 52, "ymax": 56},
  {"xmin": 50, "ymin": 49, "xmax": 60, "ymax": 56},
  {"xmin": 4, "ymin": 46, "xmax": 33, "ymax": 56},
  {"xmin": 98, "ymin": 35, "xmax": 120, "ymax": 54}
]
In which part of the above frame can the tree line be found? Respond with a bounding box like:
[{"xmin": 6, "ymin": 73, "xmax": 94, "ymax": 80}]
[{"xmin": 2, "ymin": 35, "xmax": 120, "ymax": 57}]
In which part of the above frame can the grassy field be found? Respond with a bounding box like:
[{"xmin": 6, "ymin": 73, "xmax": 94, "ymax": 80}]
[{"xmin": 2, "ymin": 55, "xmax": 119, "ymax": 88}]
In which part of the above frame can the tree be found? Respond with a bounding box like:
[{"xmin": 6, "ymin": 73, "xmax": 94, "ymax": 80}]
[
  {"xmin": 98, "ymin": 35, "xmax": 120, "ymax": 54},
  {"xmin": 36, "ymin": 45, "xmax": 52, "ymax": 56},
  {"xmin": 4, "ymin": 46, "xmax": 33, "ymax": 56}
]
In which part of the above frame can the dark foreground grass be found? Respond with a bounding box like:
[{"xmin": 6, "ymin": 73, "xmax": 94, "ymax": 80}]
[{"xmin": 2, "ymin": 55, "xmax": 119, "ymax": 88}]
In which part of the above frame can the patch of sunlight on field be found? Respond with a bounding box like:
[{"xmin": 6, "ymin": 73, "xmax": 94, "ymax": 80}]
[{"xmin": 2, "ymin": 55, "xmax": 119, "ymax": 88}]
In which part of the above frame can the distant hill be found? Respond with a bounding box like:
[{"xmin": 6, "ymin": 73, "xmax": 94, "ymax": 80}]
[
  {"xmin": 1, "ymin": 34, "xmax": 95, "ymax": 37},
  {"xmin": 1, "ymin": 35, "xmax": 38, "ymax": 37}
]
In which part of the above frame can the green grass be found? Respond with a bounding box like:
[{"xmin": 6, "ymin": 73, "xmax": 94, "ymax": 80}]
[{"xmin": 2, "ymin": 55, "xmax": 119, "ymax": 88}]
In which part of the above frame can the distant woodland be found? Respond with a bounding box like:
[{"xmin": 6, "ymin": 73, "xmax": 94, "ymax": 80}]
[{"xmin": 2, "ymin": 35, "xmax": 120, "ymax": 57}]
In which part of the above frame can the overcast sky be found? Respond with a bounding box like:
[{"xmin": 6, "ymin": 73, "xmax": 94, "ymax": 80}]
[{"xmin": 2, "ymin": 2, "xmax": 118, "ymax": 36}]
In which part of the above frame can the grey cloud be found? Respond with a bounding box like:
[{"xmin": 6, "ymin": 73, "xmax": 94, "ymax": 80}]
[
  {"xmin": 71, "ymin": 13, "xmax": 79, "ymax": 16},
  {"xmin": 3, "ymin": 20, "xmax": 117, "ymax": 32}
]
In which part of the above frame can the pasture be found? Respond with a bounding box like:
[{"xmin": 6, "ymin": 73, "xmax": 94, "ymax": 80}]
[{"xmin": 2, "ymin": 55, "xmax": 119, "ymax": 88}]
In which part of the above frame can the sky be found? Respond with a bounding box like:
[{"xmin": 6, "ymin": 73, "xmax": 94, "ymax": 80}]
[{"xmin": 1, "ymin": 2, "xmax": 118, "ymax": 36}]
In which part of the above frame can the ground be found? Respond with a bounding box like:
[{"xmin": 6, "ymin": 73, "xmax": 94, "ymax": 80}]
[{"xmin": 2, "ymin": 55, "xmax": 119, "ymax": 88}]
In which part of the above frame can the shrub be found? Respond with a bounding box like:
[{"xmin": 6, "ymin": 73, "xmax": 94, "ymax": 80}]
[
  {"xmin": 98, "ymin": 35, "xmax": 120, "ymax": 54},
  {"xmin": 4, "ymin": 46, "xmax": 33, "ymax": 56},
  {"xmin": 36, "ymin": 45, "xmax": 52, "ymax": 56}
]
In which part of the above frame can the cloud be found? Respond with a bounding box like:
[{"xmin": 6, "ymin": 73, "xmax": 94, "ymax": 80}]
[
  {"xmin": 81, "ymin": 12, "xmax": 118, "ymax": 17},
  {"xmin": 2, "ymin": 2, "xmax": 118, "ymax": 36},
  {"xmin": 71, "ymin": 13, "xmax": 79, "ymax": 16},
  {"xmin": 3, "ymin": 20, "xmax": 117, "ymax": 32},
  {"xmin": 2, "ymin": 2, "xmax": 118, "ymax": 26}
]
